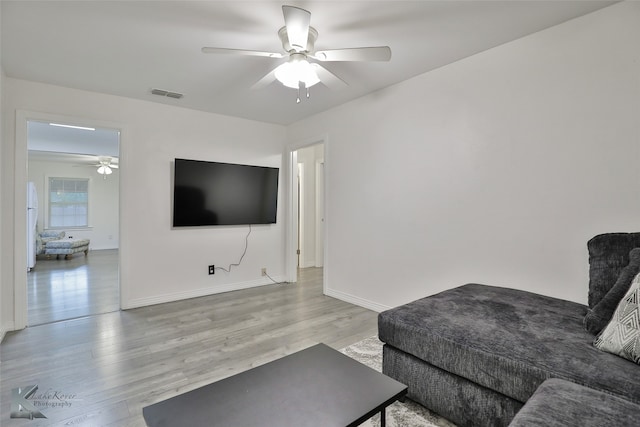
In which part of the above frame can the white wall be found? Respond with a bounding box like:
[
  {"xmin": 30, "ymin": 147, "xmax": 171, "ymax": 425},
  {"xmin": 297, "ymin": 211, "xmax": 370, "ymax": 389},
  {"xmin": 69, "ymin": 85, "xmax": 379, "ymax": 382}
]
[
  {"xmin": 28, "ymin": 158, "xmax": 120, "ymax": 250},
  {"xmin": 2, "ymin": 2, "xmax": 637, "ymax": 335},
  {"xmin": 288, "ymin": 2, "xmax": 640, "ymax": 310},
  {"xmin": 2, "ymin": 78, "xmax": 286, "ymax": 329}
]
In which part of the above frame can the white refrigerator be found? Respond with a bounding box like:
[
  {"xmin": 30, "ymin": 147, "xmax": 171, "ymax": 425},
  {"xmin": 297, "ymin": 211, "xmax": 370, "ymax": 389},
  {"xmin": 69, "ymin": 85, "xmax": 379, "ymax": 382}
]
[{"xmin": 27, "ymin": 181, "xmax": 38, "ymax": 271}]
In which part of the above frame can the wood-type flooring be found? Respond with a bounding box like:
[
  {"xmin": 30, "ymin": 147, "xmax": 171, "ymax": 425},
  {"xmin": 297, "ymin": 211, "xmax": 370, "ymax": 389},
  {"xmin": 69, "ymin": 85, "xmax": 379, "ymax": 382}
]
[
  {"xmin": 1, "ymin": 267, "xmax": 378, "ymax": 426},
  {"xmin": 28, "ymin": 249, "xmax": 120, "ymax": 325}
]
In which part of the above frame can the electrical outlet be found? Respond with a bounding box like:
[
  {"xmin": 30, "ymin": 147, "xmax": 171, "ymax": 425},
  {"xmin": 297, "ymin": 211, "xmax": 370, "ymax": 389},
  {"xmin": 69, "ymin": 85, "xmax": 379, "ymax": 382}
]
[
  {"xmin": 209, "ymin": 265, "xmax": 215, "ymax": 275},
  {"xmin": 261, "ymin": 268, "xmax": 267, "ymax": 276}
]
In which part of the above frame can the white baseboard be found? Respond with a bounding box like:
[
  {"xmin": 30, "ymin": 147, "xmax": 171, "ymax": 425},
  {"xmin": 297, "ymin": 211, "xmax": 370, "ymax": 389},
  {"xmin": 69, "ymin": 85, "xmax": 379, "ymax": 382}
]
[
  {"xmin": 324, "ymin": 288, "xmax": 392, "ymax": 313},
  {"xmin": 0, "ymin": 321, "xmax": 16, "ymax": 343},
  {"xmin": 122, "ymin": 276, "xmax": 286, "ymax": 310}
]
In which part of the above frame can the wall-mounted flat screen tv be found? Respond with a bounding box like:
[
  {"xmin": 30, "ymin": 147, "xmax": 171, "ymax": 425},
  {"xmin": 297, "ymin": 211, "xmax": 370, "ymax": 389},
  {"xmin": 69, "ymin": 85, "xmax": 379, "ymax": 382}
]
[{"xmin": 173, "ymin": 158, "xmax": 279, "ymax": 227}]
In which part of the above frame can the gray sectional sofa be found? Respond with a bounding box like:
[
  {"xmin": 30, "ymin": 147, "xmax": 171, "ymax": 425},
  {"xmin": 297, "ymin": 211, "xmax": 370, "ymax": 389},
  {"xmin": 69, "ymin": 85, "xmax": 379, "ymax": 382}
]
[{"xmin": 378, "ymin": 233, "xmax": 640, "ymax": 426}]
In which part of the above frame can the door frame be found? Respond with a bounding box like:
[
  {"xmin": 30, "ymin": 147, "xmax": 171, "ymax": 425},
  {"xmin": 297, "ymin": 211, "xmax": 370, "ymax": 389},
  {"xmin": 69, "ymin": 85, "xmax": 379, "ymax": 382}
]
[
  {"xmin": 297, "ymin": 162, "xmax": 304, "ymax": 268},
  {"xmin": 13, "ymin": 110, "xmax": 124, "ymax": 329},
  {"xmin": 314, "ymin": 159, "xmax": 324, "ymax": 268},
  {"xmin": 285, "ymin": 135, "xmax": 327, "ymax": 288}
]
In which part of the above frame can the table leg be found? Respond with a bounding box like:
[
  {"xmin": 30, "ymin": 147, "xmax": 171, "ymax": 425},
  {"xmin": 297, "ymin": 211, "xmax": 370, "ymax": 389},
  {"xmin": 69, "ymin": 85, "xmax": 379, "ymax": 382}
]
[{"xmin": 381, "ymin": 407, "xmax": 386, "ymax": 427}]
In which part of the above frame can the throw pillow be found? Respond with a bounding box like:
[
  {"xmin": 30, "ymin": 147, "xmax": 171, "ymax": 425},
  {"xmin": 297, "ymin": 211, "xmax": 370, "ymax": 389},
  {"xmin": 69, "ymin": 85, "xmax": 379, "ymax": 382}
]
[
  {"xmin": 587, "ymin": 233, "xmax": 640, "ymax": 307},
  {"xmin": 593, "ymin": 272, "xmax": 640, "ymax": 364},
  {"xmin": 584, "ymin": 248, "xmax": 640, "ymax": 335}
]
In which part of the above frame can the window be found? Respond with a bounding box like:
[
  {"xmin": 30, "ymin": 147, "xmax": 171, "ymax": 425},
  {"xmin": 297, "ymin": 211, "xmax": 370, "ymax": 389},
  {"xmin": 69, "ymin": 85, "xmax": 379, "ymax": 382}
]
[{"xmin": 48, "ymin": 177, "xmax": 89, "ymax": 228}]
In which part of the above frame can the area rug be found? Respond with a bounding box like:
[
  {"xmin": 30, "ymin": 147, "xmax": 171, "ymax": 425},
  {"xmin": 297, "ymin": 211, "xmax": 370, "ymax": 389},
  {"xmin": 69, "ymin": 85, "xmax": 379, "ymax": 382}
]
[{"xmin": 340, "ymin": 336, "xmax": 457, "ymax": 427}]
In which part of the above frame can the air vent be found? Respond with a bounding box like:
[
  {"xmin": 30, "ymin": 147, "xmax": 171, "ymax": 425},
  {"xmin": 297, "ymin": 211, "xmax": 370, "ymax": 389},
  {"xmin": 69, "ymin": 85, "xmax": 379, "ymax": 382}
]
[{"xmin": 151, "ymin": 88, "xmax": 184, "ymax": 99}]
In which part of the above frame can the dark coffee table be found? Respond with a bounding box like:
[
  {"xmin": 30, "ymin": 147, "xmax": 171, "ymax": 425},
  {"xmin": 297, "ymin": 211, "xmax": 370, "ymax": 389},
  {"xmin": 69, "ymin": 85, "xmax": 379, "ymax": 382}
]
[{"xmin": 143, "ymin": 343, "xmax": 407, "ymax": 426}]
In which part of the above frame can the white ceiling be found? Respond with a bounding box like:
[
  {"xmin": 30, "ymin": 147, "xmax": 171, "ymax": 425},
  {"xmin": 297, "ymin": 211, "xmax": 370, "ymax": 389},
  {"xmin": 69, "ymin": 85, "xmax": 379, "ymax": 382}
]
[
  {"xmin": 2, "ymin": 1, "xmax": 616, "ymax": 126},
  {"xmin": 28, "ymin": 121, "xmax": 120, "ymax": 157}
]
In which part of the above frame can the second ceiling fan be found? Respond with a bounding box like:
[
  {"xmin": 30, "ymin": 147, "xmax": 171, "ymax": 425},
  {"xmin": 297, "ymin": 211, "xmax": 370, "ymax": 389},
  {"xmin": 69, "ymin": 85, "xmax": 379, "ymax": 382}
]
[{"xmin": 202, "ymin": 5, "xmax": 392, "ymax": 102}]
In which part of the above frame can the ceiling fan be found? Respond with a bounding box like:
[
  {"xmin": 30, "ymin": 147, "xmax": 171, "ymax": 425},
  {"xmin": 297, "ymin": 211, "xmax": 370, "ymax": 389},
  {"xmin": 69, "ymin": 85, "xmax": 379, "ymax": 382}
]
[
  {"xmin": 94, "ymin": 156, "xmax": 118, "ymax": 177},
  {"xmin": 202, "ymin": 5, "xmax": 391, "ymax": 102},
  {"xmin": 71, "ymin": 155, "xmax": 118, "ymax": 178}
]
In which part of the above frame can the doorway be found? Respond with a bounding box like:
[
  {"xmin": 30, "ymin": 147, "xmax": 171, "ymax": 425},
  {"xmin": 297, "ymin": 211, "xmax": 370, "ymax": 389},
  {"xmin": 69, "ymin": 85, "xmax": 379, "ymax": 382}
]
[
  {"xmin": 292, "ymin": 143, "xmax": 325, "ymax": 282},
  {"xmin": 20, "ymin": 116, "xmax": 121, "ymax": 326}
]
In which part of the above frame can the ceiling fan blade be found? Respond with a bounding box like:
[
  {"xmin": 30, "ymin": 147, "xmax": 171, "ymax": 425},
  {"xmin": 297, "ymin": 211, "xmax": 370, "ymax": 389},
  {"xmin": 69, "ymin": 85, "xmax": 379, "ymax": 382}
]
[
  {"xmin": 313, "ymin": 46, "xmax": 392, "ymax": 62},
  {"xmin": 251, "ymin": 68, "xmax": 278, "ymax": 90},
  {"xmin": 312, "ymin": 64, "xmax": 348, "ymax": 90},
  {"xmin": 201, "ymin": 47, "xmax": 283, "ymax": 58},
  {"xmin": 282, "ymin": 5, "xmax": 311, "ymax": 52}
]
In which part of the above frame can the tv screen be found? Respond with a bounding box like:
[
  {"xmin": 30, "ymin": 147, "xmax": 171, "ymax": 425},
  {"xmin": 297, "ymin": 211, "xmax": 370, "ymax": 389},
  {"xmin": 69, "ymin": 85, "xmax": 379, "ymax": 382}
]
[{"xmin": 173, "ymin": 158, "xmax": 279, "ymax": 227}]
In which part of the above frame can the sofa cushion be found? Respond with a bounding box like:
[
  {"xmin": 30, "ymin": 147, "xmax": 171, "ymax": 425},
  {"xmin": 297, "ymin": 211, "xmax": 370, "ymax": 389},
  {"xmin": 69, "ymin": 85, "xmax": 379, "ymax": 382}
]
[
  {"xmin": 584, "ymin": 248, "xmax": 640, "ymax": 335},
  {"xmin": 378, "ymin": 284, "xmax": 640, "ymax": 405},
  {"xmin": 588, "ymin": 232, "xmax": 640, "ymax": 308},
  {"xmin": 45, "ymin": 238, "xmax": 90, "ymax": 249},
  {"xmin": 383, "ymin": 344, "xmax": 522, "ymax": 427},
  {"xmin": 39, "ymin": 230, "xmax": 65, "ymax": 239},
  {"xmin": 508, "ymin": 378, "xmax": 640, "ymax": 427},
  {"xmin": 594, "ymin": 272, "xmax": 640, "ymax": 364}
]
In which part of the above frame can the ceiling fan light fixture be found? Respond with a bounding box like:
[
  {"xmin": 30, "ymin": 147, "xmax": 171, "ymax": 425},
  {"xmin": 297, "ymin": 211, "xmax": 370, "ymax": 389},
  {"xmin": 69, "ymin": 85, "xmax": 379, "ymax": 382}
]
[
  {"xmin": 275, "ymin": 55, "xmax": 320, "ymax": 89},
  {"xmin": 97, "ymin": 165, "xmax": 113, "ymax": 175}
]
